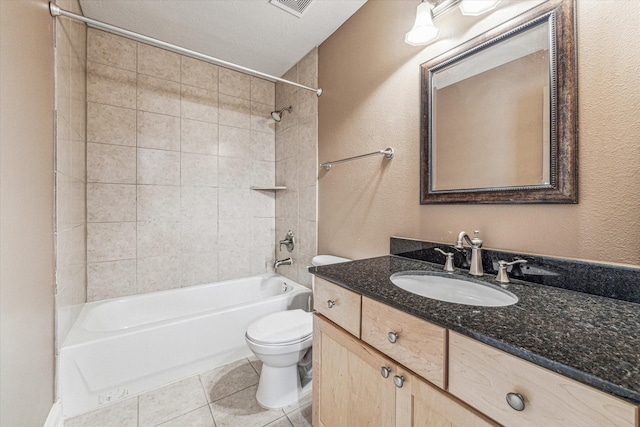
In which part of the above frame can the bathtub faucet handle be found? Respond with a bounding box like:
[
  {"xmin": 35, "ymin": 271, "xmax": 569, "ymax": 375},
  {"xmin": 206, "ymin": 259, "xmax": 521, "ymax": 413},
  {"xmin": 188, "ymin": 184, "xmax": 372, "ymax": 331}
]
[{"xmin": 279, "ymin": 230, "xmax": 295, "ymax": 253}]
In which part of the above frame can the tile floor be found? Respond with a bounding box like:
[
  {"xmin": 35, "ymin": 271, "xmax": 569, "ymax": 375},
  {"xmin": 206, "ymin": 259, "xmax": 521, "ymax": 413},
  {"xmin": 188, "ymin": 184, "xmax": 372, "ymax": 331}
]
[{"xmin": 65, "ymin": 357, "xmax": 312, "ymax": 427}]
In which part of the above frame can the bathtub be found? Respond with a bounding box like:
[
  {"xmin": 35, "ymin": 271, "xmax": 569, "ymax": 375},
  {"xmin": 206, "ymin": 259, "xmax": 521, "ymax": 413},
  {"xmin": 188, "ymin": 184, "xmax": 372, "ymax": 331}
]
[{"xmin": 60, "ymin": 274, "xmax": 312, "ymax": 418}]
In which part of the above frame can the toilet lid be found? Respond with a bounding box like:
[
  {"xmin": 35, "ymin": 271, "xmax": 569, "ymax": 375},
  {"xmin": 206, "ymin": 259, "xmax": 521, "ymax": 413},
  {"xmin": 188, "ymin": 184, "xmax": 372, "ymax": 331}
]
[{"xmin": 246, "ymin": 309, "xmax": 313, "ymax": 345}]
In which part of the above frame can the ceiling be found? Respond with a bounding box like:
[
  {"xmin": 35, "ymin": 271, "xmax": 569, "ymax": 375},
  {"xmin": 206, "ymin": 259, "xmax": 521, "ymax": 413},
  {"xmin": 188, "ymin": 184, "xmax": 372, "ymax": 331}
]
[{"xmin": 79, "ymin": 0, "xmax": 368, "ymax": 78}]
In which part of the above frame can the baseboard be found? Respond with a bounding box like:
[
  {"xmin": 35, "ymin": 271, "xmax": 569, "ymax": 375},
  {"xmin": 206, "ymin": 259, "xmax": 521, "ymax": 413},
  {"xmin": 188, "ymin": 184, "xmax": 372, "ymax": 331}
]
[{"xmin": 43, "ymin": 401, "xmax": 63, "ymax": 427}]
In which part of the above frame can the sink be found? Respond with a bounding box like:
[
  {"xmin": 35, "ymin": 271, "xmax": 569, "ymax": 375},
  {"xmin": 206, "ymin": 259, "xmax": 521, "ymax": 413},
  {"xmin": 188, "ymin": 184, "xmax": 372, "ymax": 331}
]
[{"xmin": 390, "ymin": 271, "xmax": 518, "ymax": 307}]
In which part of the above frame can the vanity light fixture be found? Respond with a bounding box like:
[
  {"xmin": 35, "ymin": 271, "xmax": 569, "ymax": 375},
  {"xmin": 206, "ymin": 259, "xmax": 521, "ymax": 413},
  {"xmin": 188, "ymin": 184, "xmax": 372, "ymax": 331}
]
[{"xmin": 405, "ymin": 0, "xmax": 501, "ymax": 46}]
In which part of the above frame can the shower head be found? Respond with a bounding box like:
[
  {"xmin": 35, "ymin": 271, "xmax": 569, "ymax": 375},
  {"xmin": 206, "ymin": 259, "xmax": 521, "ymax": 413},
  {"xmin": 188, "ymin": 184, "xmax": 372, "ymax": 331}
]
[{"xmin": 270, "ymin": 106, "xmax": 292, "ymax": 122}]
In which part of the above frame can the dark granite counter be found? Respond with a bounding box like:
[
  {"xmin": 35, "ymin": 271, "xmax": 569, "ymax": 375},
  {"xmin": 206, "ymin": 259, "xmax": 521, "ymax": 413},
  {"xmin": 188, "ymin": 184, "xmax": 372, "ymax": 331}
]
[{"xmin": 310, "ymin": 255, "xmax": 640, "ymax": 405}]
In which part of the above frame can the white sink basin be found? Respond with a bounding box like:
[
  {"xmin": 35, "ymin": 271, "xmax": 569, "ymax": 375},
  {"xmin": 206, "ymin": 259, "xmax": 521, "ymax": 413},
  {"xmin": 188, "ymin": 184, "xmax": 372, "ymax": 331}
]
[{"xmin": 390, "ymin": 271, "xmax": 518, "ymax": 307}]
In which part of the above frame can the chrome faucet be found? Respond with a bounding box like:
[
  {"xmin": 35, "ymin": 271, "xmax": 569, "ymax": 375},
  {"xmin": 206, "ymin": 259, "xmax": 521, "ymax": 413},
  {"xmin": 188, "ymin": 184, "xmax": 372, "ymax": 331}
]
[
  {"xmin": 279, "ymin": 230, "xmax": 295, "ymax": 253},
  {"xmin": 274, "ymin": 257, "xmax": 292, "ymax": 271},
  {"xmin": 454, "ymin": 230, "xmax": 484, "ymax": 276}
]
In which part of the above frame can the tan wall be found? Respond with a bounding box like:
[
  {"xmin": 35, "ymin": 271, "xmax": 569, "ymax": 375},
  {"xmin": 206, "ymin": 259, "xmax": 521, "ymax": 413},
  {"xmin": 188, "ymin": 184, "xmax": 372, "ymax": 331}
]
[
  {"xmin": 0, "ymin": 0, "xmax": 56, "ymax": 424},
  {"xmin": 318, "ymin": 0, "xmax": 640, "ymax": 266}
]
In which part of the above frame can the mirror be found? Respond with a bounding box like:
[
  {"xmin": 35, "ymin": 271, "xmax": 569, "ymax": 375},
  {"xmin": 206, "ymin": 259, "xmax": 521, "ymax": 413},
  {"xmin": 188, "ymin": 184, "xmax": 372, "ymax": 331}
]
[{"xmin": 420, "ymin": 0, "xmax": 577, "ymax": 204}]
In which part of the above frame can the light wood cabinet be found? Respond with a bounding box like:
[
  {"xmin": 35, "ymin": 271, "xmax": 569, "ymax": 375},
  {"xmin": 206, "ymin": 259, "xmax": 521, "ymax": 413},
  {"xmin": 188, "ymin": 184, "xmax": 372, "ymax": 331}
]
[
  {"xmin": 449, "ymin": 332, "xmax": 639, "ymax": 427},
  {"xmin": 313, "ymin": 315, "xmax": 496, "ymax": 427},
  {"xmin": 313, "ymin": 277, "xmax": 361, "ymax": 338},
  {"xmin": 361, "ymin": 297, "xmax": 447, "ymax": 389}
]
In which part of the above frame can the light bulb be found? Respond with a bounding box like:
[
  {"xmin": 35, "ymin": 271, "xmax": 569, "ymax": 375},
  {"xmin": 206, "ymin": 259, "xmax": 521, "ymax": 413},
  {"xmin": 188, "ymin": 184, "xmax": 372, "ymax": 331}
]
[{"xmin": 405, "ymin": 2, "xmax": 439, "ymax": 46}]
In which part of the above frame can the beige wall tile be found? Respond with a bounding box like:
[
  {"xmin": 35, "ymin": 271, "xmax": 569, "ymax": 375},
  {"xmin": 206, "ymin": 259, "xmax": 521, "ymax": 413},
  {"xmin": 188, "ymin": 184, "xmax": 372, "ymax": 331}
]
[
  {"xmin": 181, "ymin": 219, "xmax": 217, "ymax": 253},
  {"xmin": 87, "ymin": 183, "xmax": 136, "ymax": 222},
  {"xmin": 137, "ymin": 74, "xmax": 181, "ymax": 116},
  {"xmin": 87, "ymin": 102, "xmax": 136, "ymax": 146},
  {"xmin": 87, "ymin": 62, "xmax": 136, "ymax": 108},
  {"xmin": 276, "ymin": 125, "xmax": 298, "ymax": 161},
  {"xmin": 137, "ymin": 185, "xmax": 181, "ymax": 221},
  {"xmin": 218, "ymin": 125, "xmax": 251, "ymax": 158},
  {"xmin": 298, "ymin": 219, "xmax": 317, "ymax": 256},
  {"xmin": 180, "ymin": 252, "xmax": 218, "ymax": 287},
  {"xmin": 276, "ymin": 157, "xmax": 298, "ymax": 191},
  {"xmin": 219, "ymin": 67, "xmax": 251, "ymax": 100},
  {"xmin": 218, "ymin": 94, "xmax": 251, "ymax": 129},
  {"xmin": 71, "ymin": 138, "xmax": 86, "ymax": 182},
  {"xmin": 137, "ymin": 221, "xmax": 180, "ymax": 258},
  {"xmin": 218, "ymin": 188, "xmax": 251, "ymax": 219},
  {"xmin": 251, "ymin": 77, "xmax": 275, "ymax": 105},
  {"xmin": 181, "ymin": 186, "xmax": 218, "ymax": 219},
  {"xmin": 87, "ymin": 222, "xmax": 136, "ymax": 262},
  {"xmin": 218, "ymin": 218, "xmax": 251, "ymax": 250},
  {"xmin": 298, "ymin": 150, "xmax": 318, "ymax": 188},
  {"xmin": 137, "ymin": 111, "xmax": 180, "ymax": 151},
  {"xmin": 251, "ymin": 190, "xmax": 275, "ymax": 219},
  {"xmin": 251, "ymin": 218, "xmax": 275, "ymax": 247},
  {"xmin": 251, "ymin": 131, "xmax": 275, "ymax": 162},
  {"xmin": 137, "ymin": 148, "xmax": 181, "ymax": 185},
  {"xmin": 182, "ymin": 57, "xmax": 218, "ymax": 92},
  {"xmin": 137, "ymin": 43, "xmax": 181, "ymax": 82},
  {"xmin": 181, "ymin": 119, "xmax": 218, "ymax": 155},
  {"xmin": 87, "ymin": 142, "xmax": 136, "ymax": 184},
  {"xmin": 251, "ymin": 160, "xmax": 275, "ymax": 188},
  {"xmin": 275, "ymin": 188, "xmax": 298, "ymax": 220},
  {"xmin": 250, "ymin": 245, "xmax": 275, "ymax": 275},
  {"xmin": 181, "ymin": 153, "xmax": 218, "ymax": 187},
  {"xmin": 181, "ymin": 85, "xmax": 218, "ymax": 123},
  {"xmin": 137, "ymin": 376, "xmax": 207, "ymax": 427},
  {"xmin": 218, "ymin": 157, "xmax": 251, "ymax": 189},
  {"xmin": 251, "ymin": 102, "xmax": 276, "ymax": 134},
  {"xmin": 298, "ymin": 185, "xmax": 317, "ymax": 222},
  {"xmin": 218, "ymin": 248, "xmax": 251, "ymax": 281},
  {"xmin": 137, "ymin": 255, "xmax": 181, "ymax": 294},
  {"xmin": 87, "ymin": 259, "xmax": 137, "ymax": 302},
  {"xmin": 87, "ymin": 28, "xmax": 136, "ymax": 71}
]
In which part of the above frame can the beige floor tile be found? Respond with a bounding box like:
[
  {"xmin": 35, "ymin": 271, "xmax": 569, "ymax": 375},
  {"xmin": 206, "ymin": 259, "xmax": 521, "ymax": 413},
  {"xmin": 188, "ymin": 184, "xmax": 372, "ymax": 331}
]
[
  {"xmin": 265, "ymin": 416, "xmax": 294, "ymax": 427},
  {"xmin": 155, "ymin": 405, "xmax": 215, "ymax": 427},
  {"xmin": 200, "ymin": 358, "xmax": 260, "ymax": 402},
  {"xmin": 64, "ymin": 396, "xmax": 138, "ymax": 427},
  {"xmin": 282, "ymin": 393, "xmax": 311, "ymax": 415},
  {"xmin": 138, "ymin": 376, "xmax": 208, "ymax": 427},
  {"xmin": 286, "ymin": 402, "xmax": 312, "ymax": 427},
  {"xmin": 209, "ymin": 385, "xmax": 285, "ymax": 427}
]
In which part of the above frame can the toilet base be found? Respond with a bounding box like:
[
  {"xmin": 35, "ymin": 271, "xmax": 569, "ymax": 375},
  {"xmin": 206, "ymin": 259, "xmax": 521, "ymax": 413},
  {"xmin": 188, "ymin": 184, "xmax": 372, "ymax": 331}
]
[{"xmin": 255, "ymin": 364, "xmax": 312, "ymax": 409}]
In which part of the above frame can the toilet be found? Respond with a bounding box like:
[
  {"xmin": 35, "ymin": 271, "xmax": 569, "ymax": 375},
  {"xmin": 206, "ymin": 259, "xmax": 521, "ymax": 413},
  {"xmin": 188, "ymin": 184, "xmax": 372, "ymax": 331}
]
[{"xmin": 245, "ymin": 255, "xmax": 351, "ymax": 409}]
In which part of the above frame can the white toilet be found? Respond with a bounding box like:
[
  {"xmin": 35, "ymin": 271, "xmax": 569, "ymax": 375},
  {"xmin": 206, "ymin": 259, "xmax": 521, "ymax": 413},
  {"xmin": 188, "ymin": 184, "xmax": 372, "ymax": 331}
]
[{"xmin": 245, "ymin": 255, "xmax": 351, "ymax": 409}]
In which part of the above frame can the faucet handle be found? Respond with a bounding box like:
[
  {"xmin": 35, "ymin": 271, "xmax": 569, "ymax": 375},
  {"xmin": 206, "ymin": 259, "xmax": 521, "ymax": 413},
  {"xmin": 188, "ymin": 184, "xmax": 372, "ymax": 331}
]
[
  {"xmin": 471, "ymin": 230, "xmax": 483, "ymax": 248},
  {"xmin": 434, "ymin": 248, "xmax": 455, "ymax": 272},
  {"xmin": 495, "ymin": 259, "xmax": 528, "ymax": 283}
]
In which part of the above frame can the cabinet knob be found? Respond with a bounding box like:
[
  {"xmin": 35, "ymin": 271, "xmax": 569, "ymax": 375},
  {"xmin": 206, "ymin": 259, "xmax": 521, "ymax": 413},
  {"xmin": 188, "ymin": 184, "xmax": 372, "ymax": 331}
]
[
  {"xmin": 380, "ymin": 367, "xmax": 391, "ymax": 378},
  {"xmin": 506, "ymin": 392, "xmax": 525, "ymax": 411},
  {"xmin": 327, "ymin": 300, "xmax": 335, "ymax": 309},
  {"xmin": 387, "ymin": 332, "xmax": 399, "ymax": 344},
  {"xmin": 393, "ymin": 375, "xmax": 405, "ymax": 388}
]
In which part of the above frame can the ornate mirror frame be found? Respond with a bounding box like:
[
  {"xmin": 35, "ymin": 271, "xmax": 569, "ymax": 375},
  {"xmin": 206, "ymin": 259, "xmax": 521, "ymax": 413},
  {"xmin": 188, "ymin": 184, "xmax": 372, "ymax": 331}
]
[{"xmin": 420, "ymin": 0, "xmax": 577, "ymax": 204}]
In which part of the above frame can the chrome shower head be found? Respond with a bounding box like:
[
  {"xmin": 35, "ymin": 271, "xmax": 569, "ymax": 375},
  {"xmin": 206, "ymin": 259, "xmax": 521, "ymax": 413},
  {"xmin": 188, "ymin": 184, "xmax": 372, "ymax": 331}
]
[{"xmin": 270, "ymin": 106, "xmax": 292, "ymax": 122}]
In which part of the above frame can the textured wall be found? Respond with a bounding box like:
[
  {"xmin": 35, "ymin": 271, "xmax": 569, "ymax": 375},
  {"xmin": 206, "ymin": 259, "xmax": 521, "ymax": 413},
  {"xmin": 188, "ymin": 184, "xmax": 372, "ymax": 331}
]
[
  {"xmin": 274, "ymin": 48, "xmax": 319, "ymax": 287},
  {"xmin": 86, "ymin": 29, "xmax": 277, "ymax": 301},
  {"xmin": 0, "ymin": 0, "xmax": 56, "ymax": 424},
  {"xmin": 318, "ymin": 0, "xmax": 640, "ymax": 266}
]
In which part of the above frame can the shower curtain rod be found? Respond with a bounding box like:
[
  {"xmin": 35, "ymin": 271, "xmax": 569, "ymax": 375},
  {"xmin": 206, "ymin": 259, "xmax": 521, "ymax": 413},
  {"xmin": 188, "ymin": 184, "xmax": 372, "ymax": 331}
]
[{"xmin": 49, "ymin": 3, "xmax": 323, "ymax": 97}]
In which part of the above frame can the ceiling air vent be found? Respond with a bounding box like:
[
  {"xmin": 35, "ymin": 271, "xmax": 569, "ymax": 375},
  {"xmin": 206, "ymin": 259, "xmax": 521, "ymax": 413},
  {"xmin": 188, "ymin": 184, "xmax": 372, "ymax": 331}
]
[{"xmin": 269, "ymin": 0, "xmax": 317, "ymax": 18}]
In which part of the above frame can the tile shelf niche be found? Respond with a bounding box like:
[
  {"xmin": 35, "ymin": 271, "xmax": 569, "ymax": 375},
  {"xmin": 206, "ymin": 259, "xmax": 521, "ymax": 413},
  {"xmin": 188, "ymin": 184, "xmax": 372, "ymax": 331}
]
[{"xmin": 250, "ymin": 186, "xmax": 287, "ymax": 190}]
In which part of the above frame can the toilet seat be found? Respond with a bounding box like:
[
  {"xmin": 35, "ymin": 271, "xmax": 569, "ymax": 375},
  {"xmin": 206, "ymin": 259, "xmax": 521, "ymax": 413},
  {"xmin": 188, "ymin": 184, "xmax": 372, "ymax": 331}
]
[{"xmin": 246, "ymin": 309, "xmax": 312, "ymax": 346}]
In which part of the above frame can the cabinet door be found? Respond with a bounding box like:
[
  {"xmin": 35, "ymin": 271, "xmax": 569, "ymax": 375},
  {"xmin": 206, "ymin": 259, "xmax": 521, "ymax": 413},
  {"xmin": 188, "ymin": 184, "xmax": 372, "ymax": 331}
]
[
  {"xmin": 313, "ymin": 315, "xmax": 397, "ymax": 427},
  {"xmin": 396, "ymin": 369, "xmax": 499, "ymax": 427}
]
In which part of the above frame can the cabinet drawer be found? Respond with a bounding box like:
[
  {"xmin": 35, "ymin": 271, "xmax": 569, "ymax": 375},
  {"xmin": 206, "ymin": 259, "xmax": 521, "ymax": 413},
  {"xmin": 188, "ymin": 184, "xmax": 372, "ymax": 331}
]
[
  {"xmin": 449, "ymin": 332, "xmax": 638, "ymax": 427},
  {"xmin": 313, "ymin": 277, "xmax": 361, "ymax": 338},
  {"xmin": 361, "ymin": 297, "xmax": 447, "ymax": 389}
]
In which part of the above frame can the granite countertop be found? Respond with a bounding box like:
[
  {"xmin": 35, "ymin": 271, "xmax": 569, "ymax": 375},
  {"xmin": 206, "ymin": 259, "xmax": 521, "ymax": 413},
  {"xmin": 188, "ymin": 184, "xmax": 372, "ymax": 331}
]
[{"xmin": 310, "ymin": 255, "xmax": 640, "ymax": 405}]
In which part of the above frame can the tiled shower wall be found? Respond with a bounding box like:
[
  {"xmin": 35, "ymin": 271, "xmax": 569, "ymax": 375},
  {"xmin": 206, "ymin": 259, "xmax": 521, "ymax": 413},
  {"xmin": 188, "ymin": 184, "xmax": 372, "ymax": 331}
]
[
  {"xmin": 274, "ymin": 49, "xmax": 319, "ymax": 287},
  {"xmin": 55, "ymin": 0, "xmax": 87, "ymax": 349},
  {"xmin": 86, "ymin": 29, "xmax": 277, "ymax": 301}
]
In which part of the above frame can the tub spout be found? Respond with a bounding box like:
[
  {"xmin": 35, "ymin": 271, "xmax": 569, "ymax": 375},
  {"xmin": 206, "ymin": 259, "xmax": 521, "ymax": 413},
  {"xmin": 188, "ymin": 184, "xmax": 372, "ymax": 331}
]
[{"xmin": 274, "ymin": 257, "xmax": 292, "ymax": 271}]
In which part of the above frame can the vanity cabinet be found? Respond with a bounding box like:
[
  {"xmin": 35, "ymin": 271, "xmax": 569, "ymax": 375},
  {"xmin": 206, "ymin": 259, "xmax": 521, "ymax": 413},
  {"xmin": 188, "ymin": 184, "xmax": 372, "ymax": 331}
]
[
  {"xmin": 314, "ymin": 277, "xmax": 361, "ymax": 338},
  {"xmin": 449, "ymin": 332, "xmax": 638, "ymax": 427},
  {"xmin": 313, "ymin": 315, "xmax": 496, "ymax": 427}
]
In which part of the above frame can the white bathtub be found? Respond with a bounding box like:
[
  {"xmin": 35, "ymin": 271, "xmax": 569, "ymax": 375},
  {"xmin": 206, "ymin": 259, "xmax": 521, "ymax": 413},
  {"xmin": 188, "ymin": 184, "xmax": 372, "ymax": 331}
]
[{"xmin": 60, "ymin": 274, "xmax": 312, "ymax": 418}]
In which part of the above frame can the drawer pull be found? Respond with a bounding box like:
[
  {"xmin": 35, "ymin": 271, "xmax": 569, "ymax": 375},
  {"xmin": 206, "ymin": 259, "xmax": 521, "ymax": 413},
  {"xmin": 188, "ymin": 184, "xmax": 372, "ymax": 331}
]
[
  {"xmin": 380, "ymin": 367, "xmax": 391, "ymax": 378},
  {"xmin": 506, "ymin": 392, "xmax": 525, "ymax": 411},
  {"xmin": 387, "ymin": 332, "xmax": 399, "ymax": 344},
  {"xmin": 393, "ymin": 375, "xmax": 405, "ymax": 388},
  {"xmin": 327, "ymin": 300, "xmax": 336, "ymax": 309}
]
